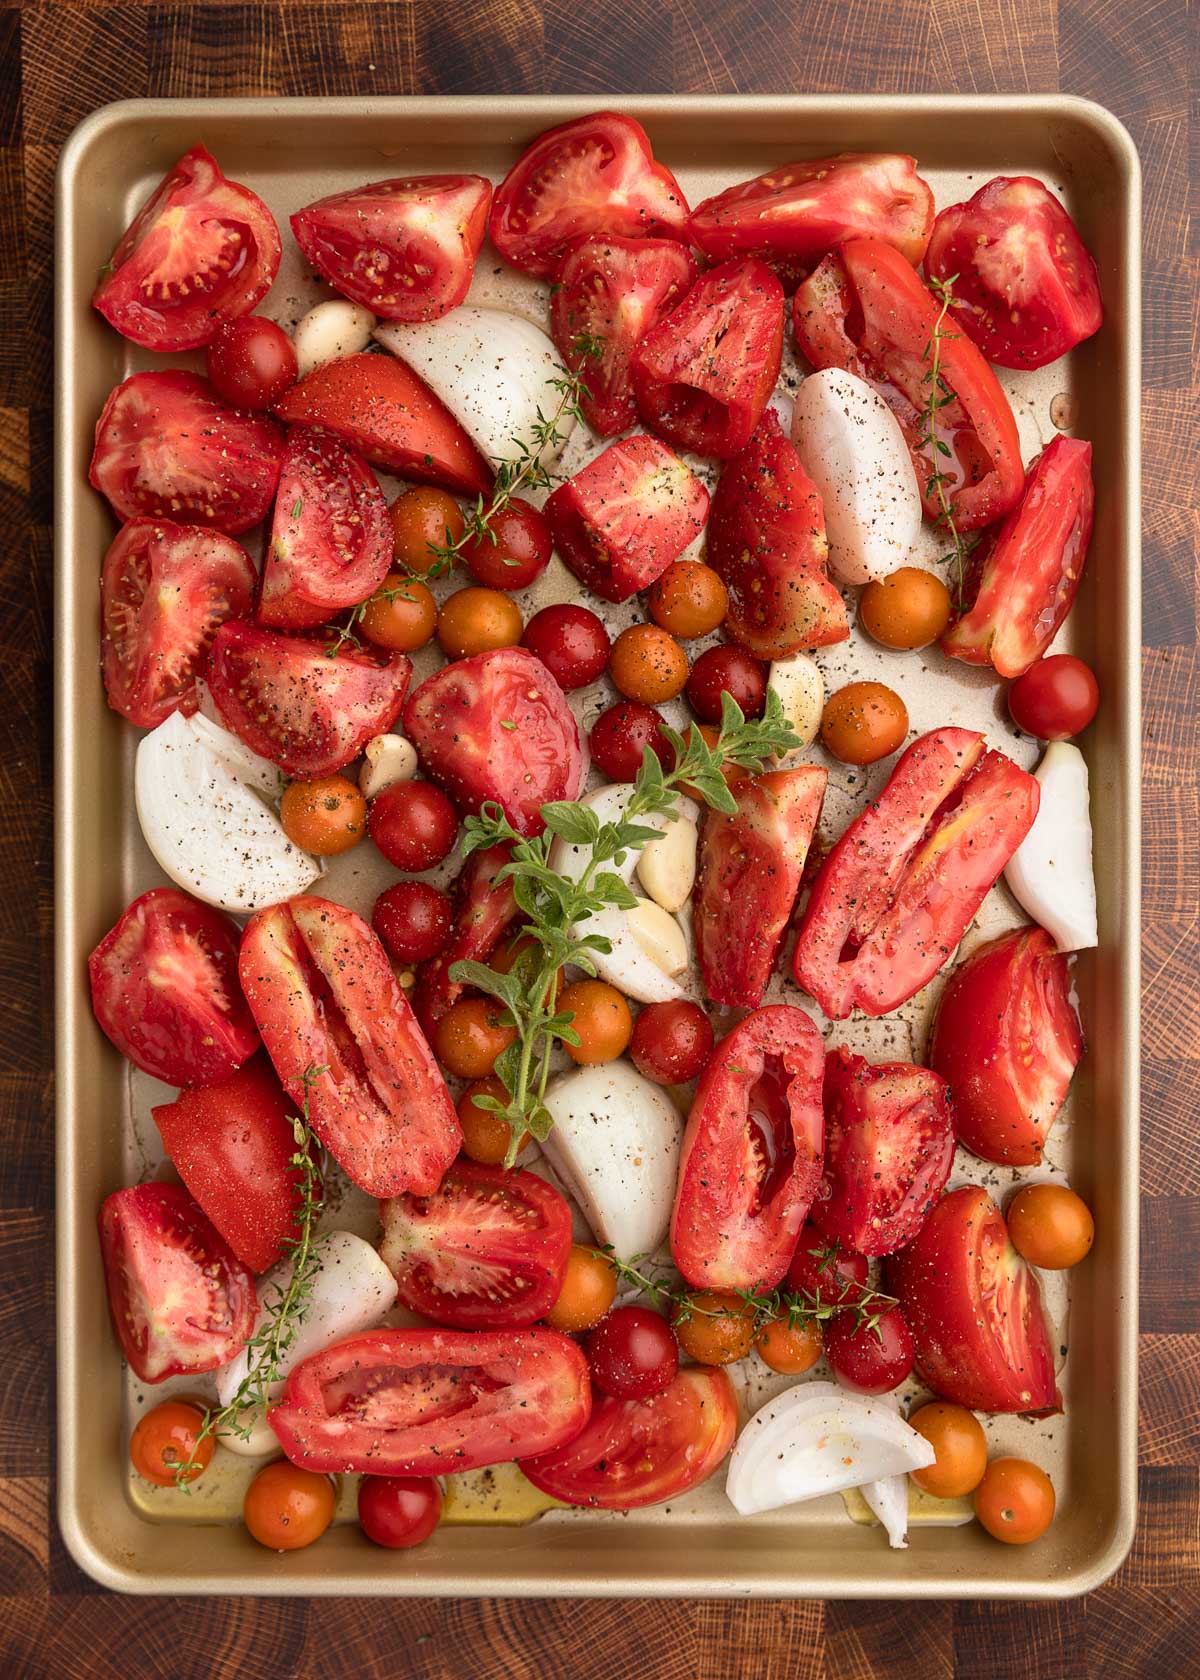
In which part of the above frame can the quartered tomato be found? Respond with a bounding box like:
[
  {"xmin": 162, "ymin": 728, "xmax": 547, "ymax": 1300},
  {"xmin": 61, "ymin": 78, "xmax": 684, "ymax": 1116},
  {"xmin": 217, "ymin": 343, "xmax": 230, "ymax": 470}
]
[
  {"xmin": 792, "ymin": 727, "xmax": 1040, "ymax": 1019},
  {"xmin": 208, "ymin": 621, "xmax": 410, "ymax": 778},
  {"xmin": 926, "ymin": 175, "xmax": 1103, "ymax": 370},
  {"xmin": 93, "ymin": 145, "xmax": 281, "ymax": 351},
  {"xmin": 811, "ymin": 1048, "xmax": 955, "ymax": 1257},
  {"xmin": 292, "ymin": 174, "xmax": 491, "ymax": 321},
  {"xmin": 100, "ymin": 517, "xmax": 256, "ymax": 728},
  {"xmin": 379, "ymin": 1160, "xmax": 573, "ymax": 1329},
  {"xmin": 706, "ymin": 409, "xmax": 848, "ymax": 657},
  {"xmin": 99, "ymin": 1182, "xmax": 256, "ymax": 1383},
  {"xmin": 89, "ymin": 371, "xmax": 285, "ymax": 534},
  {"xmin": 888, "ymin": 1186, "xmax": 1060, "ymax": 1415},
  {"xmin": 257, "ymin": 428, "xmax": 392, "ymax": 630},
  {"xmin": 794, "ymin": 238, "xmax": 1023, "ymax": 532},
  {"xmin": 239, "ymin": 895, "xmax": 461, "ymax": 1198},
  {"xmin": 268, "ymin": 1326, "xmax": 591, "ymax": 1475},
  {"xmin": 520, "ymin": 1366, "xmax": 736, "ymax": 1510},
  {"xmin": 942, "ymin": 437, "xmax": 1095, "ymax": 678},
  {"xmin": 403, "ymin": 647, "xmax": 585, "ymax": 836},
  {"xmin": 929, "ymin": 926, "xmax": 1083, "ymax": 1166},
  {"xmin": 693, "ymin": 766, "xmax": 827, "ymax": 1008},
  {"xmin": 671, "ymin": 1005, "xmax": 826, "ymax": 1293},
  {"xmin": 550, "ymin": 235, "xmax": 699, "ymax": 435},
  {"xmin": 88, "ymin": 887, "xmax": 259, "ymax": 1088},
  {"xmin": 545, "ymin": 435, "xmax": 710, "ymax": 603},
  {"xmin": 411, "ymin": 844, "xmax": 517, "ymax": 1037},
  {"xmin": 489, "ymin": 111, "xmax": 689, "ymax": 279},
  {"xmin": 631, "ymin": 258, "xmax": 784, "ymax": 459}
]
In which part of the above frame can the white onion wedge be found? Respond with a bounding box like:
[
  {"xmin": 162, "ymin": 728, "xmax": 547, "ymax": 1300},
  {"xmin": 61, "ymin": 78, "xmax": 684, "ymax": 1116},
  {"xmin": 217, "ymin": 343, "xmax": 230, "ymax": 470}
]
[
  {"xmin": 1004, "ymin": 741, "xmax": 1097, "ymax": 952},
  {"xmin": 858, "ymin": 1395, "xmax": 910, "ymax": 1548}
]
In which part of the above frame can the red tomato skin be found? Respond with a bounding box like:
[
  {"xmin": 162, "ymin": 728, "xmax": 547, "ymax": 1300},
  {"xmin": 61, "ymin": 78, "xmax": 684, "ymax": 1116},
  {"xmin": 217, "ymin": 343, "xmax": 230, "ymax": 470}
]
[
  {"xmin": 694, "ymin": 766, "xmax": 827, "ymax": 1008},
  {"xmin": 630, "ymin": 1000, "xmax": 715, "ymax": 1086},
  {"xmin": 887, "ymin": 1186, "xmax": 1061, "ymax": 1415},
  {"xmin": 372, "ymin": 881, "xmax": 453, "ymax": 966},
  {"xmin": 521, "ymin": 604, "xmax": 611, "ymax": 691},
  {"xmin": 489, "ymin": 111, "xmax": 690, "ymax": 279},
  {"xmin": 462, "ymin": 499, "xmax": 551, "ymax": 592},
  {"xmin": 1008, "ymin": 654, "xmax": 1100, "ymax": 741},
  {"xmin": 942, "ymin": 438, "xmax": 1095, "ymax": 678},
  {"xmin": 810, "ymin": 1048, "xmax": 955, "ymax": 1258},
  {"xmin": 368, "ymin": 781, "xmax": 459, "ymax": 872},
  {"xmin": 520, "ymin": 1366, "xmax": 736, "ymax": 1510},
  {"xmin": 151, "ymin": 1056, "xmax": 305, "ymax": 1274},
  {"xmin": 358, "ymin": 1476, "xmax": 443, "ymax": 1549},
  {"xmin": 100, "ymin": 517, "xmax": 256, "ymax": 729},
  {"xmin": 589, "ymin": 700, "xmax": 671, "ymax": 783},
  {"xmin": 93, "ymin": 145, "xmax": 281, "ymax": 351},
  {"xmin": 684, "ymin": 646, "xmax": 768, "ymax": 723},
  {"xmin": 240, "ymin": 896, "xmax": 460, "ymax": 1198},
  {"xmin": 89, "ymin": 887, "xmax": 260, "ymax": 1088},
  {"xmin": 631, "ymin": 258, "xmax": 785, "ymax": 459},
  {"xmin": 706, "ymin": 409, "xmax": 848, "ymax": 656},
  {"xmin": 792, "ymin": 728, "xmax": 1040, "ymax": 1019},
  {"xmin": 825, "ymin": 1304, "xmax": 915, "ymax": 1395},
  {"xmin": 926, "ymin": 175, "xmax": 1103, "ymax": 370},
  {"xmin": 786, "ymin": 1220, "xmax": 870, "ymax": 1304},
  {"xmin": 411, "ymin": 844, "xmax": 518, "ymax": 1037},
  {"xmin": 671, "ymin": 1005, "xmax": 826, "ymax": 1293},
  {"xmin": 268, "ymin": 1326, "xmax": 592, "ymax": 1475},
  {"xmin": 794, "ymin": 239, "xmax": 1024, "ymax": 532},
  {"xmin": 207, "ymin": 317, "xmax": 298, "ymax": 410},
  {"xmin": 585, "ymin": 1307, "xmax": 679, "ymax": 1399},
  {"xmin": 929, "ymin": 927, "xmax": 1083, "ymax": 1166},
  {"xmin": 99, "ymin": 1182, "xmax": 257, "ymax": 1382},
  {"xmin": 545, "ymin": 435, "xmax": 710, "ymax": 604},
  {"xmin": 292, "ymin": 174, "xmax": 491, "ymax": 322}
]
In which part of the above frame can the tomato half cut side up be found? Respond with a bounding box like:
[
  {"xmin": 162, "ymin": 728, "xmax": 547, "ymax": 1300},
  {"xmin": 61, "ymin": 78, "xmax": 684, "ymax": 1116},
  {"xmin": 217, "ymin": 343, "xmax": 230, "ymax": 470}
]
[
  {"xmin": 93, "ymin": 144, "xmax": 282, "ymax": 351},
  {"xmin": 671, "ymin": 1004, "xmax": 825, "ymax": 1292},
  {"xmin": 239, "ymin": 895, "xmax": 460, "ymax": 1198},
  {"xmin": 267, "ymin": 1326, "xmax": 591, "ymax": 1475},
  {"xmin": 412, "ymin": 844, "xmax": 518, "ymax": 1037}
]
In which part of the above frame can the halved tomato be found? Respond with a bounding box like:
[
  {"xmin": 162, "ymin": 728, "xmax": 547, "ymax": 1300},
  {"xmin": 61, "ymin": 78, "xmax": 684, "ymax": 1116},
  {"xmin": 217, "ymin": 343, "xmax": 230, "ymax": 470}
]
[
  {"xmin": 257, "ymin": 428, "xmax": 392, "ymax": 630},
  {"xmin": 412, "ymin": 844, "xmax": 517, "ymax": 1037},
  {"xmin": 99, "ymin": 1182, "xmax": 256, "ymax": 1382},
  {"xmin": 89, "ymin": 371, "xmax": 285, "ymax": 534},
  {"xmin": 520, "ymin": 1366, "xmax": 736, "ymax": 1510},
  {"xmin": 208, "ymin": 621, "xmax": 410, "ymax": 777},
  {"xmin": 93, "ymin": 145, "xmax": 281, "ymax": 351},
  {"xmin": 268, "ymin": 1326, "xmax": 591, "ymax": 1475},
  {"xmin": 489, "ymin": 111, "xmax": 689, "ymax": 279},
  {"xmin": 240, "ymin": 896, "xmax": 461, "ymax": 1198},
  {"xmin": 100, "ymin": 517, "xmax": 256, "ymax": 728},
  {"xmin": 88, "ymin": 887, "xmax": 260, "ymax": 1088},
  {"xmin": 887, "ymin": 1186, "xmax": 1060, "ymax": 1415},
  {"xmin": 404, "ymin": 647, "xmax": 585, "ymax": 837},
  {"xmin": 292, "ymin": 174, "xmax": 491, "ymax": 321},
  {"xmin": 379, "ymin": 1160, "xmax": 572, "ymax": 1329}
]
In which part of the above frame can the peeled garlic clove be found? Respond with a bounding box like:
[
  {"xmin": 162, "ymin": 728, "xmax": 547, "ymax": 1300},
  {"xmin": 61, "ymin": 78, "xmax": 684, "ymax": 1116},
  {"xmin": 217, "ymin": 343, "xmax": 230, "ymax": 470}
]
[
  {"xmin": 292, "ymin": 299, "xmax": 377, "ymax": 378},
  {"xmin": 636, "ymin": 814, "xmax": 698, "ymax": 913},
  {"xmin": 768, "ymin": 653, "xmax": 825, "ymax": 755},
  {"xmin": 359, "ymin": 733, "xmax": 418, "ymax": 799},
  {"xmin": 628, "ymin": 898, "xmax": 689, "ymax": 977}
]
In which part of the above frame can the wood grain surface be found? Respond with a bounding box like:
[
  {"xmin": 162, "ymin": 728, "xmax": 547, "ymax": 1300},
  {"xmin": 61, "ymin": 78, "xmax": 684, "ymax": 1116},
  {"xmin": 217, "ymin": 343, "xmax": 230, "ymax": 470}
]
[{"xmin": 3, "ymin": 1, "xmax": 1196, "ymax": 1674}]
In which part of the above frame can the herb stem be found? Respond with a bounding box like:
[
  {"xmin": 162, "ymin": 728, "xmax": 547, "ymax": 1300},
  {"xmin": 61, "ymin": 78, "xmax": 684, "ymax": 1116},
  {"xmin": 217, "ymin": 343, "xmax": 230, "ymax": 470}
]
[{"xmin": 920, "ymin": 273, "xmax": 973, "ymax": 605}]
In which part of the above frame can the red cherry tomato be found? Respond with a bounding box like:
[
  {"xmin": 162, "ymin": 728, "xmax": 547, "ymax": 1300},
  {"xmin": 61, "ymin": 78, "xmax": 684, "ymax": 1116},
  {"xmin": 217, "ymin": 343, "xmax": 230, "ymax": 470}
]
[
  {"xmin": 630, "ymin": 1000, "xmax": 715, "ymax": 1085},
  {"xmin": 206, "ymin": 316, "xmax": 298, "ymax": 410},
  {"xmin": 824, "ymin": 1304, "xmax": 915, "ymax": 1395},
  {"xmin": 1007, "ymin": 654, "xmax": 1100, "ymax": 741},
  {"xmin": 372, "ymin": 880, "xmax": 453, "ymax": 965},
  {"xmin": 521, "ymin": 603, "xmax": 611, "ymax": 690},
  {"xmin": 462, "ymin": 498, "xmax": 551, "ymax": 591},
  {"xmin": 786, "ymin": 1222, "xmax": 870, "ymax": 1305},
  {"xmin": 357, "ymin": 1475, "xmax": 444, "ymax": 1549},
  {"xmin": 685, "ymin": 644, "xmax": 767, "ymax": 723},
  {"xmin": 589, "ymin": 700, "xmax": 672, "ymax": 783},
  {"xmin": 368, "ymin": 781, "xmax": 459, "ymax": 871},
  {"xmin": 586, "ymin": 1306, "xmax": 679, "ymax": 1400}
]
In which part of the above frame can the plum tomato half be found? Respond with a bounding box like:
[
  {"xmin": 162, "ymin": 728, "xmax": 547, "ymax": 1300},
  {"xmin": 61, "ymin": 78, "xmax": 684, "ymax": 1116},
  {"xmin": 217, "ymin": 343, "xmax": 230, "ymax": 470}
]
[
  {"xmin": 974, "ymin": 1457, "xmax": 1056, "ymax": 1544},
  {"xmin": 358, "ymin": 1475, "xmax": 444, "ymax": 1549},
  {"xmin": 630, "ymin": 1000, "xmax": 715, "ymax": 1085},
  {"xmin": 129, "ymin": 1400, "xmax": 214, "ymax": 1487},
  {"xmin": 521, "ymin": 603, "xmax": 611, "ymax": 690},
  {"xmin": 609, "ymin": 624, "xmax": 690, "ymax": 704},
  {"xmin": 820, "ymin": 681, "xmax": 909, "ymax": 765},
  {"xmin": 462, "ymin": 498, "xmax": 551, "ymax": 591},
  {"xmin": 372, "ymin": 880, "xmax": 454, "ymax": 966},
  {"xmin": 685, "ymin": 644, "xmax": 767, "ymax": 723},
  {"xmin": 206, "ymin": 316, "xmax": 298, "ymax": 410},
  {"xmin": 243, "ymin": 1461, "xmax": 335, "ymax": 1552},
  {"xmin": 786, "ymin": 1223, "xmax": 870, "ymax": 1305},
  {"xmin": 589, "ymin": 699, "xmax": 672, "ymax": 782},
  {"xmin": 824, "ymin": 1303, "xmax": 914, "ymax": 1395},
  {"xmin": 586, "ymin": 1306, "xmax": 679, "ymax": 1399},
  {"xmin": 1007, "ymin": 654, "xmax": 1100, "ymax": 741},
  {"xmin": 368, "ymin": 780, "xmax": 459, "ymax": 872},
  {"xmin": 1005, "ymin": 1183, "xmax": 1095, "ymax": 1270},
  {"xmin": 544, "ymin": 1244, "xmax": 619, "ymax": 1334},
  {"xmin": 280, "ymin": 775, "xmax": 367, "ymax": 857}
]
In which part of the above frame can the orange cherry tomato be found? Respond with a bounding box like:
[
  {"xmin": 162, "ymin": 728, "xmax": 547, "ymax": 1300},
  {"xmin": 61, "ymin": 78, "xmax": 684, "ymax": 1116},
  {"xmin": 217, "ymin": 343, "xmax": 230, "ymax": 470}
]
[
  {"xmin": 129, "ymin": 1400, "xmax": 214, "ymax": 1487},
  {"xmin": 544, "ymin": 1244, "xmax": 618, "ymax": 1333},
  {"xmin": 558, "ymin": 979, "xmax": 633, "ymax": 1065},
  {"xmin": 437, "ymin": 586, "xmax": 524, "ymax": 660},
  {"xmin": 756, "ymin": 1317, "xmax": 822, "ymax": 1375},
  {"xmin": 457, "ymin": 1076, "xmax": 530, "ymax": 1165},
  {"xmin": 244, "ymin": 1460, "xmax": 336, "ymax": 1551},
  {"xmin": 974, "ymin": 1458, "xmax": 1056, "ymax": 1544},
  {"xmin": 491, "ymin": 933, "xmax": 562, "ymax": 1007},
  {"xmin": 648, "ymin": 560, "xmax": 729, "ymax": 639},
  {"xmin": 860, "ymin": 567, "xmax": 952, "ymax": 650},
  {"xmin": 609, "ymin": 624, "xmax": 690, "ymax": 703},
  {"xmin": 280, "ymin": 775, "xmax": 367, "ymax": 855},
  {"xmin": 907, "ymin": 1402, "xmax": 988, "ymax": 1498},
  {"xmin": 820, "ymin": 681, "xmax": 909, "ymax": 765},
  {"xmin": 1006, "ymin": 1184, "xmax": 1095, "ymax": 1269},
  {"xmin": 433, "ymin": 995, "xmax": 518, "ymax": 1079},
  {"xmin": 673, "ymin": 1291, "xmax": 756, "ymax": 1366},
  {"xmin": 390, "ymin": 486, "xmax": 465, "ymax": 575},
  {"xmin": 358, "ymin": 573, "xmax": 438, "ymax": 652}
]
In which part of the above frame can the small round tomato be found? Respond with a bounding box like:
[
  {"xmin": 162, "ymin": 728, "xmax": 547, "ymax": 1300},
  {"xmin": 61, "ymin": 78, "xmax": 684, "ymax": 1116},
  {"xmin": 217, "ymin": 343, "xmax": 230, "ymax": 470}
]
[
  {"xmin": 820, "ymin": 681, "xmax": 908, "ymax": 765},
  {"xmin": 438, "ymin": 586, "xmax": 523, "ymax": 659},
  {"xmin": 368, "ymin": 780, "xmax": 459, "ymax": 871},
  {"xmin": 589, "ymin": 699, "xmax": 672, "ymax": 783},
  {"xmin": 974, "ymin": 1458, "xmax": 1056, "ymax": 1544},
  {"xmin": 280, "ymin": 775, "xmax": 367, "ymax": 856},
  {"xmin": 492, "ymin": 934, "xmax": 562, "ymax": 1008},
  {"xmin": 630, "ymin": 999, "xmax": 714, "ymax": 1085},
  {"xmin": 521, "ymin": 603, "xmax": 611, "ymax": 690},
  {"xmin": 908, "ymin": 1402, "xmax": 988, "ymax": 1499},
  {"xmin": 786, "ymin": 1224, "xmax": 870, "ymax": 1305},
  {"xmin": 390, "ymin": 486, "xmax": 465, "ymax": 574},
  {"xmin": 358, "ymin": 1474, "xmax": 443, "ymax": 1549},
  {"xmin": 648, "ymin": 561, "xmax": 729, "ymax": 639},
  {"xmin": 685, "ymin": 644, "xmax": 767, "ymax": 723},
  {"xmin": 434, "ymin": 996, "xmax": 518, "ymax": 1079},
  {"xmin": 243, "ymin": 1460, "xmax": 335, "ymax": 1551},
  {"xmin": 1006, "ymin": 1183, "xmax": 1095, "ymax": 1269},
  {"xmin": 206, "ymin": 316, "xmax": 298, "ymax": 410},
  {"xmin": 1007, "ymin": 654, "xmax": 1100, "ymax": 741},
  {"xmin": 677, "ymin": 724, "xmax": 751, "ymax": 802},
  {"xmin": 358, "ymin": 573, "xmax": 438, "ymax": 653},
  {"xmin": 558, "ymin": 979, "xmax": 633, "ymax": 1065},
  {"xmin": 756, "ymin": 1317, "xmax": 822, "ymax": 1376},
  {"xmin": 824, "ymin": 1304, "xmax": 914, "ymax": 1395},
  {"xmin": 129, "ymin": 1400, "xmax": 214, "ymax": 1488},
  {"xmin": 457, "ymin": 1076, "xmax": 530, "ymax": 1165},
  {"xmin": 545, "ymin": 1244, "xmax": 618, "ymax": 1333},
  {"xmin": 372, "ymin": 880, "xmax": 453, "ymax": 965},
  {"xmin": 673, "ymin": 1291, "xmax": 756, "ymax": 1366},
  {"xmin": 609, "ymin": 624, "xmax": 689, "ymax": 704},
  {"xmin": 586, "ymin": 1306, "xmax": 679, "ymax": 1400},
  {"xmin": 859, "ymin": 567, "xmax": 952, "ymax": 650},
  {"xmin": 462, "ymin": 498, "xmax": 551, "ymax": 590}
]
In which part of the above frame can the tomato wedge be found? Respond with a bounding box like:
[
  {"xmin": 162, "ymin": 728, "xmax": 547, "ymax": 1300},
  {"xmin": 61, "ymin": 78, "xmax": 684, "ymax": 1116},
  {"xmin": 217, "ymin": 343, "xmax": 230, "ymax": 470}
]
[
  {"xmin": 489, "ymin": 111, "xmax": 689, "ymax": 279},
  {"xmin": 412, "ymin": 844, "xmax": 517, "ymax": 1037},
  {"xmin": 90, "ymin": 371, "xmax": 285, "ymax": 534},
  {"xmin": 792, "ymin": 728, "xmax": 1040, "ymax": 1019},
  {"xmin": 93, "ymin": 145, "xmax": 281, "ymax": 351},
  {"xmin": 929, "ymin": 926, "xmax": 1083, "ymax": 1166},
  {"xmin": 693, "ymin": 766, "xmax": 827, "ymax": 1008},
  {"xmin": 89, "ymin": 887, "xmax": 260, "ymax": 1088},
  {"xmin": 273, "ymin": 353, "xmax": 492, "ymax": 498},
  {"xmin": 99, "ymin": 1182, "xmax": 256, "ymax": 1382},
  {"xmin": 268, "ymin": 1326, "xmax": 591, "ymax": 1475},
  {"xmin": 100, "ymin": 517, "xmax": 256, "ymax": 728},
  {"xmin": 521, "ymin": 1366, "xmax": 736, "ymax": 1510},
  {"xmin": 888, "ymin": 1186, "xmax": 1060, "ymax": 1415},
  {"xmin": 240, "ymin": 896, "xmax": 461, "ymax": 1199},
  {"xmin": 291, "ymin": 174, "xmax": 491, "ymax": 322},
  {"xmin": 671, "ymin": 1005, "xmax": 825, "ymax": 1292}
]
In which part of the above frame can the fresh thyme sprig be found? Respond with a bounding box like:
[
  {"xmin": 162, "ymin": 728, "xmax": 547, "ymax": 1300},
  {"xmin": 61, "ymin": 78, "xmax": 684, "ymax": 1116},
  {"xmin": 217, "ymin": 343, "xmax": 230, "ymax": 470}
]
[
  {"xmin": 920, "ymin": 273, "xmax": 975, "ymax": 605},
  {"xmin": 323, "ymin": 573, "xmax": 434, "ymax": 660}
]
